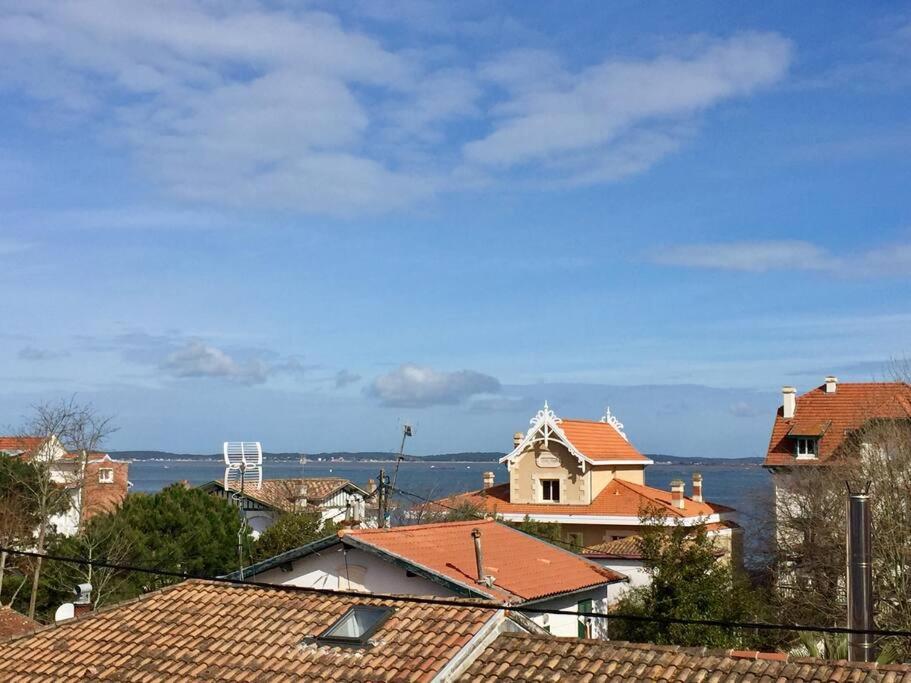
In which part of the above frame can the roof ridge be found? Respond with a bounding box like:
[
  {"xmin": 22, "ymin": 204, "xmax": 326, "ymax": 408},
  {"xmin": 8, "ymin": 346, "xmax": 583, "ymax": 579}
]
[{"xmin": 349, "ymin": 518, "xmax": 494, "ymax": 535}]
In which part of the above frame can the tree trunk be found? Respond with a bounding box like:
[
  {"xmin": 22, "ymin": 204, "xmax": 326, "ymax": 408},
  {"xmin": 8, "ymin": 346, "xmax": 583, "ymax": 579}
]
[
  {"xmin": 0, "ymin": 550, "xmax": 6, "ymax": 599},
  {"xmin": 28, "ymin": 521, "xmax": 46, "ymax": 619}
]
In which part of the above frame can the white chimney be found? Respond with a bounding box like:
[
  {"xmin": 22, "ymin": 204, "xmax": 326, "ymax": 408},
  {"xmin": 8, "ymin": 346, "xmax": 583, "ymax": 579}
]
[
  {"xmin": 825, "ymin": 376, "xmax": 838, "ymax": 394},
  {"xmin": 482, "ymin": 471, "xmax": 494, "ymax": 489},
  {"xmin": 692, "ymin": 473, "xmax": 703, "ymax": 503},
  {"xmin": 670, "ymin": 480, "xmax": 685, "ymax": 509},
  {"xmin": 513, "ymin": 432, "xmax": 523, "ymax": 448},
  {"xmin": 782, "ymin": 386, "xmax": 797, "ymax": 419}
]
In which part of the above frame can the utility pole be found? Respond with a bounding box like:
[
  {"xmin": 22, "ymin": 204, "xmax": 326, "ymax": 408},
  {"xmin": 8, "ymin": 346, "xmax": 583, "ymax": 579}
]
[{"xmin": 377, "ymin": 468, "xmax": 386, "ymax": 528}]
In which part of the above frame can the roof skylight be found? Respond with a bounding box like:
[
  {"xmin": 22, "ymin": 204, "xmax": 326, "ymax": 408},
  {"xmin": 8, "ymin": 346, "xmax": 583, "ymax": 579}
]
[{"xmin": 317, "ymin": 606, "xmax": 394, "ymax": 645}]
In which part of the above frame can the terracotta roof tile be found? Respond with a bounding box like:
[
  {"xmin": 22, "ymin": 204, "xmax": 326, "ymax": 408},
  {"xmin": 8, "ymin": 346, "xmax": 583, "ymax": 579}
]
[
  {"xmin": 0, "ymin": 436, "xmax": 44, "ymax": 453},
  {"xmin": 459, "ymin": 633, "xmax": 911, "ymax": 682},
  {"xmin": 439, "ymin": 478, "xmax": 731, "ymax": 521},
  {"xmin": 345, "ymin": 520, "xmax": 624, "ymax": 602},
  {"xmin": 0, "ymin": 580, "xmax": 495, "ymax": 681},
  {"xmin": 556, "ymin": 419, "xmax": 652, "ymax": 463},
  {"xmin": 212, "ymin": 478, "xmax": 363, "ymax": 512},
  {"xmin": 582, "ymin": 536, "xmax": 643, "ymax": 559},
  {"xmin": 0, "ymin": 607, "xmax": 39, "ymax": 639},
  {"xmin": 764, "ymin": 383, "xmax": 911, "ymax": 467}
]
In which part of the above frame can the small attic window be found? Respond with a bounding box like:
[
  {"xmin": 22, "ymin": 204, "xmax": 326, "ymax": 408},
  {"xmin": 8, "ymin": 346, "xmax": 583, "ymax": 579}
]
[{"xmin": 317, "ymin": 606, "xmax": 393, "ymax": 645}]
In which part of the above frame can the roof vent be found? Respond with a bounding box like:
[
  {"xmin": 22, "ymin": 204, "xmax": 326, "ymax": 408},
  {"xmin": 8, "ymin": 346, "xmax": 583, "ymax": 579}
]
[
  {"xmin": 314, "ymin": 606, "xmax": 394, "ymax": 646},
  {"xmin": 825, "ymin": 376, "xmax": 838, "ymax": 394}
]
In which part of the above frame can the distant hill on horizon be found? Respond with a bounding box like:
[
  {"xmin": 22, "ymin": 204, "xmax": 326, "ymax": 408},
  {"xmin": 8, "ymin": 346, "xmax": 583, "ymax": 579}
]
[{"xmin": 109, "ymin": 450, "xmax": 763, "ymax": 465}]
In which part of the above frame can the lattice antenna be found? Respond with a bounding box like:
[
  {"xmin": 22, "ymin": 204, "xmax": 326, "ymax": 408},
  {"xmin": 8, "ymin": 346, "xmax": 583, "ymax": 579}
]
[{"xmin": 223, "ymin": 441, "xmax": 263, "ymax": 491}]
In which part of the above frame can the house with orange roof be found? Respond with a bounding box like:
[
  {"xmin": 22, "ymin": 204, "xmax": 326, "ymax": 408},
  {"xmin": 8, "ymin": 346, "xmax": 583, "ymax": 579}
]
[
  {"xmin": 763, "ymin": 376, "xmax": 911, "ymax": 533},
  {"xmin": 0, "ymin": 435, "xmax": 129, "ymax": 536},
  {"xmin": 435, "ymin": 403, "xmax": 741, "ymax": 563},
  {"xmin": 227, "ymin": 519, "xmax": 627, "ymax": 638}
]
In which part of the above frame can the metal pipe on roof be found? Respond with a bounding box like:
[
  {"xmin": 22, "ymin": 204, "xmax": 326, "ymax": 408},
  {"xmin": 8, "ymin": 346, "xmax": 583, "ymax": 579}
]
[
  {"xmin": 471, "ymin": 528, "xmax": 486, "ymax": 585},
  {"xmin": 846, "ymin": 481, "xmax": 874, "ymax": 662}
]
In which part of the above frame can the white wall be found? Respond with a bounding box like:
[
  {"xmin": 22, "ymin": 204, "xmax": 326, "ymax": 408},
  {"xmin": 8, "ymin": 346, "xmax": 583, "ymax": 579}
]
[
  {"xmin": 593, "ymin": 558, "xmax": 648, "ymax": 604},
  {"xmin": 529, "ymin": 587, "xmax": 611, "ymax": 639},
  {"xmin": 250, "ymin": 545, "xmax": 455, "ymax": 597}
]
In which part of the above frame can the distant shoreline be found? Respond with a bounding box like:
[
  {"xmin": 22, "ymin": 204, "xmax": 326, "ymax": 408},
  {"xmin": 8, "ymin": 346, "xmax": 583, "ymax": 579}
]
[{"xmin": 114, "ymin": 451, "xmax": 764, "ymax": 466}]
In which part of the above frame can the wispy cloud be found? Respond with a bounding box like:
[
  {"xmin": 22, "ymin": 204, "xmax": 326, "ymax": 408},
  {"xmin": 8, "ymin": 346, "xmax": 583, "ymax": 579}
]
[
  {"xmin": 18, "ymin": 346, "xmax": 67, "ymax": 361},
  {"xmin": 464, "ymin": 33, "xmax": 792, "ymax": 185},
  {"xmin": 652, "ymin": 239, "xmax": 911, "ymax": 277},
  {"xmin": 334, "ymin": 369, "xmax": 361, "ymax": 389},
  {"xmin": 0, "ymin": 3, "xmax": 793, "ymax": 214},
  {"xmin": 368, "ymin": 363, "xmax": 500, "ymax": 407}
]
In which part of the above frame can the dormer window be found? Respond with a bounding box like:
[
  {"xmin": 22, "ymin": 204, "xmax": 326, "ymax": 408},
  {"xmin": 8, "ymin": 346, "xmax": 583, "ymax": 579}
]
[{"xmin": 795, "ymin": 438, "xmax": 817, "ymax": 459}]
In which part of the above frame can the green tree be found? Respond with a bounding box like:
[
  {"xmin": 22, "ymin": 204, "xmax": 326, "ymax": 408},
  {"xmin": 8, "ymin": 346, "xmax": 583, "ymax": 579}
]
[
  {"xmin": 611, "ymin": 506, "xmax": 765, "ymax": 649},
  {"xmin": 252, "ymin": 511, "xmax": 337, "ymax": 563},
  {"xmin": 508, "ymin": 515, "xmax": 564, "ymax": 545}
]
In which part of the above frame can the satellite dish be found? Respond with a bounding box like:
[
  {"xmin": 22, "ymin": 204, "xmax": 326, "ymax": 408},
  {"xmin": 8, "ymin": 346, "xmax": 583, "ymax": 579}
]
[
  {"xmin": 55, "ymin": 603, "xmax": 75, "ymax": 623},
  {"xmin": 223, "ymin": 441, "xmax": 263, "ymax": 492}
]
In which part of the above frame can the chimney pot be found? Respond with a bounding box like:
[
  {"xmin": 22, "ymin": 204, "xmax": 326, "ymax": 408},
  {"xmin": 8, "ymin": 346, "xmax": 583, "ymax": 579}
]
[
  {"xmin": 670, "ymin": 480, "xmax": 685, "ymax": 509},
  {"xmin": 482, "ymin": 471, "xmax": 494, "ymax": 489},
  {"xmin": 513, "ymin": 432, "xmax": 524, "ymax": 448},
  {"xmin": 825, "ymin": 376, "xmax": 838, "ymax": 394},
  {"xmin": 692, "ymin": 473, "xmax": 703, "ymax": 503},
  {"xmin": 73, "ymin": 583, "xmax": 92, "ymax": 616},
  {"xmin": 471, "ymin": 528, "xmax": 487, "ymax": 585},
  {"xmin": 782, "ymin": 386, "xmax": 797, "ymax": 419}
]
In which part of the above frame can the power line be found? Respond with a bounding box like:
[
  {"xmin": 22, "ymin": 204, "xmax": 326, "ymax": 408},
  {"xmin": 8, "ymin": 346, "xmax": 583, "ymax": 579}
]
[{"xmin": 4, "ymin": 545, "xmax": 911, "ymax": 638}]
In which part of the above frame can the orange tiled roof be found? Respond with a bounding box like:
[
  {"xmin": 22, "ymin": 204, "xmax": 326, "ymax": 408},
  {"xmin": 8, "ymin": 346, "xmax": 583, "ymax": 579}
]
[
  {"xmin": 214, "ymin": 477, "xmax": 360, "ymax": 512},
  {"xmin": 582, "ymin": 536, "xmax": 644, "ymax": 559},
  {"xmin": 440, "ymin": 478, "xmax": 731, "ymax": 520},
  {"xmin": 0, "ymin": 436, "xmax": 44, "ymax": 453},
  {"xmin": 459, "ymin": 633, "xmax": 911, "ymax": 682},
  {"xmin": 0, "ymin": 580, "xmax": 497, "ymax": 681},
  {"xmin": 346, "ymin": 519, "xmax": 624, "ymax": 602},
  {"xmin": 0, "ymin": 607, "xmax": 38, "ymax": 639},
  {"xmin": 764, "ymin": 382, "xmax": 911, "ymax": 467},
  {"xmin": 557, "ymin": 418, "xmax": 651, "ymax": 463}
]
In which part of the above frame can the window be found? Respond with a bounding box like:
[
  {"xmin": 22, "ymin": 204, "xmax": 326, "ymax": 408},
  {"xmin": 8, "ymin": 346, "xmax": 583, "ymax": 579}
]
[
  {"xmin": 316, "ymin": 606, "xmax": 394, "ymax": 645},
  {"xmin": 795, "ymin": 438, "xmax": 817, "ymax": 459},
  {"xmin": 98, "ymin": 468, "xmax": 114, "ymax": 484},
  {"xmin": 540, "ymin": 479, "xmax": 560, "ymax": 502}
]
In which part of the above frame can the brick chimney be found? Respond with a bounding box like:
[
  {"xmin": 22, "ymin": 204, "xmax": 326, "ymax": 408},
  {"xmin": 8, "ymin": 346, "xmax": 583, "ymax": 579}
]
[
  {"xmin": 782, "ymin": 386, "xmax": 797, "ymax": 419},
  {"xmin": 670, "ymin": 480, "xmax": 685, "ymax": 509},
  {"xmin": 482, "ymin": 471, "xmax": 494, "ymax": 489},
  {"xmin": 692, "ymin": 473, "xmax": 703, "ymax": 503},
  {"xmin": 513, "ymin": 432, "xmax": 523, "ymax": 448},
  {"xmin": 825, "ymin": 376, "xmax": 838, "ymax": 394},
  {"xmin": 74, "ymin": 583, "xmax": 92, "ymax": 617}
]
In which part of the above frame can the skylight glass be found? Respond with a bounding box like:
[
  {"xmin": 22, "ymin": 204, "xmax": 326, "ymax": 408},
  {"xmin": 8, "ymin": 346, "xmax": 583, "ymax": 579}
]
[{"xmin": 318, "ymin": 606, "xmax": 393, "ymax": 644}]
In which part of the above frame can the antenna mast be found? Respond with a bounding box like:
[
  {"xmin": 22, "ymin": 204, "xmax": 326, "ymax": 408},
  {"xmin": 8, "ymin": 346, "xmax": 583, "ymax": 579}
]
[
  {"xmin": 223, "ymin": 441, "xmax": 263, "ymax": 579},
  {"xmin": 388, "ymin": 424, "xmax": 413, "ymax": 527}
]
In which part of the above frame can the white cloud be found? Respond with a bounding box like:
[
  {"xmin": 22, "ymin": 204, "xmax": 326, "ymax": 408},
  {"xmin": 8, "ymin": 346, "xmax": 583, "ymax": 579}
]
[
  {"xmin": 652, "ymin": 240, "xmax": 830, "ymax": 272},
  {"xmin": 464, "ymin": 32, "xmax": 792, "ymax": 183},
  {"xmin": 652, "ymin": 239, "xmax": 911, "ymax": 277},
  {"xmin": 161, "ymin": 342, "xmax": 270, "ymax": 385},
  {"xmin": 368, "ymin": 363, "xmax": 500, "ymax": 407},
  {"xmin": 0, "ymin": 3, "xmax": 793, "ymax": 213}
]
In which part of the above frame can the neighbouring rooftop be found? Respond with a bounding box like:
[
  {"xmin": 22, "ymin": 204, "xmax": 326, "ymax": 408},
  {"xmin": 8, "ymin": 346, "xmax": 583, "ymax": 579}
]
[
  {"xmin": 0, "ymin": 580, "xmax": 498, "ymax": 681},
  {"xmin": 203, "ymin": 477, "xmax": 367, "ymax": 512},
  {"xmin": 0, "ymin": 607, "xmax": 39, "ymax": 640},
  {"xmin": 765, "ymin": 381, "xmax": 911, "ymax": 467},
  {"xmin": 460, "ymin": 632, "xmax": 911, "ymax": 682}
]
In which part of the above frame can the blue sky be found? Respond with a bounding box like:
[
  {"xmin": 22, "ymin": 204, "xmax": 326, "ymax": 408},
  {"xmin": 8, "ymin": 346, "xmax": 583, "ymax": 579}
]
[{"xmin": 1, "ymin": 1, "xmax": 910, "ymax": 457}]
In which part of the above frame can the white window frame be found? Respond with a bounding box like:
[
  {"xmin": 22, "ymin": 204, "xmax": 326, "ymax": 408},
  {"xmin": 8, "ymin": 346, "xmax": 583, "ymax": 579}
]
[
  {"xmin": 795, "ymin": 438, "xmax": 818, "ymax": 460},
  {"xmin": 98, "ymin": 468, "xmax": 114, "ymax": 484},
  {"xmin": 540, "ymin": 478, "xmax": 561, "ymax": 502}
]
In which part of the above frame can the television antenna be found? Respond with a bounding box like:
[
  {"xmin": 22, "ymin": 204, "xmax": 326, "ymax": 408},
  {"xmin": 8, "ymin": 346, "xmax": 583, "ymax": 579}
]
[
  {"xmin": 387, "ymin": 424, "xmax": 413, "ymax": 526},
  {"xmin": 223, "ymin": 441, "xmax": 262, "ymax": 579}
]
